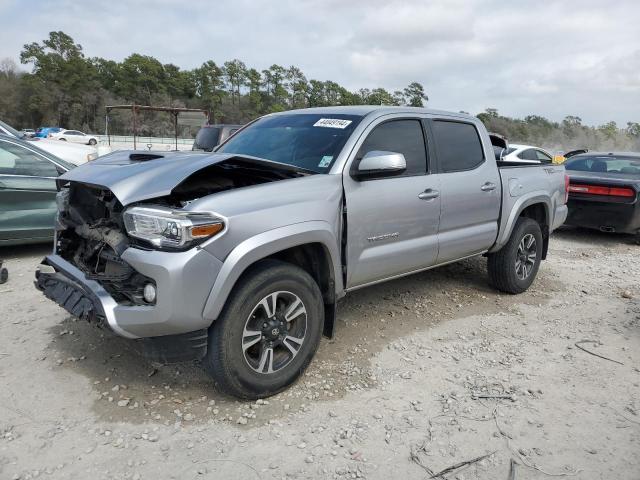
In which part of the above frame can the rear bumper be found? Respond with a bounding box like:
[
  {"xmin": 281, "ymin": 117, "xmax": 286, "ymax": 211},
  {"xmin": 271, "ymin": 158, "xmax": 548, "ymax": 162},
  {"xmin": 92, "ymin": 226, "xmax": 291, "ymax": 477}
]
[
  {"xmin": 566, "ymin": 198, "xmax": 640, "ymax": 234},
  {"xmin": 36, "ymin": 246, "xmax": 223, "ymax": 339}
]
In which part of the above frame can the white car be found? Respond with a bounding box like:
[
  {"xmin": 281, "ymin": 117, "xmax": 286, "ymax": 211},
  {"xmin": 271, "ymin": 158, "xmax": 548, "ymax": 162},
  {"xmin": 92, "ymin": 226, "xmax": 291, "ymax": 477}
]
[
  {"xmin": 52, "ymin": 129, "xmax": 99, "ymax": 146},
  {"xmin": 0, "ymin": 119, "xmax": 104, "ymax": 165},
  {"xmin": 501, "ymin": 144, "xmax": 554, "ymax": 164},
  {"xmin": 35, "ymin": 139, "xmax": 99, "ymax": 165}
]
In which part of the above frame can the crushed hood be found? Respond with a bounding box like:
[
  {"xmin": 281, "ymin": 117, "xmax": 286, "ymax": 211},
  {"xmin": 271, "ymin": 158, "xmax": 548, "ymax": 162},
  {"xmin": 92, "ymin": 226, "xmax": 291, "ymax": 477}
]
[{"xmin": 58, "ymin": 150, "xmax": 309, "ymax": 205}]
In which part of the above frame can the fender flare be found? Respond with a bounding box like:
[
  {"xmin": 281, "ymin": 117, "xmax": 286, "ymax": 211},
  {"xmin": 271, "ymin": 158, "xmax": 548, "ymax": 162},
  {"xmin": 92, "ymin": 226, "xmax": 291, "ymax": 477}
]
[
  {"xmin": 202, "ymin": 221, "xmax": 342, "ymax": 322},
  {"xmin": 490, "ymin": 192, "xmax": 551, "ymax": 253}
]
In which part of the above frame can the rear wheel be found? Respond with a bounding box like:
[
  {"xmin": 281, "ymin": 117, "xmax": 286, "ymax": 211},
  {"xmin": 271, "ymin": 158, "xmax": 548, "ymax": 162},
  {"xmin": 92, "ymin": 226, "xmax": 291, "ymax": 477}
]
[
  {"xmin": 487, "ymin": 217, "xmax": 543, "ymax": 294},
  {"xmin": 203, "ymin": 260, "xmax": 324, "ymax": 399}
]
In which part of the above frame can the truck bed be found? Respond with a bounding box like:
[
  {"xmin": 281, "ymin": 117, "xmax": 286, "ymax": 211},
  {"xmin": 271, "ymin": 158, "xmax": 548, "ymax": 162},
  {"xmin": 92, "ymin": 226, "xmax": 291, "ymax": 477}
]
[{"xmin": 492, "ymin": 162, "xmax": 567, "ymax": 252}]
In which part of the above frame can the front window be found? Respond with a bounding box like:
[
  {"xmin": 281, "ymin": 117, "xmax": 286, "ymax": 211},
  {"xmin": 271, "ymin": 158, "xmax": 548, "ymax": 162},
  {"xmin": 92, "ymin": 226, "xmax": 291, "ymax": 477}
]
[{"xmin": 217, "ymin": 114, "xmax": 363, "ymax": 173}]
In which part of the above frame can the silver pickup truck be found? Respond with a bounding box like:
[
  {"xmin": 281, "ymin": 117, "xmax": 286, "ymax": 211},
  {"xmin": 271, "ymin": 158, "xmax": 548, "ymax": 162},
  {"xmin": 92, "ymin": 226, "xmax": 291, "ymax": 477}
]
[{"xmin": 36, "ymin": 106, "xmax": 568, "ymax": 398}]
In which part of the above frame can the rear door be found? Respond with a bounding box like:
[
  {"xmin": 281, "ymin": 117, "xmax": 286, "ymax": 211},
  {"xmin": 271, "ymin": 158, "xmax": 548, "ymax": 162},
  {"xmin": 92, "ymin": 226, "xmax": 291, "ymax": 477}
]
[
  {"xmin": 0, "ymin": 140, "xmax": 61, "ymax": 242},
  {"xmin": 427, "ymin": 118, "xmax": 501, "ymax": 263},
  {"xmin": 343, "ymin": 116, "xmax": 441, "ymax": 288}
]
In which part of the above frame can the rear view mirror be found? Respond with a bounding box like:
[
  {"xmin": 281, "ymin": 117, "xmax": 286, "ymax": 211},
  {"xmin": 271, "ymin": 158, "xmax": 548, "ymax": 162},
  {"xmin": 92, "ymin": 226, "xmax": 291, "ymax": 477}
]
[{"xmin": 354, "ymin": 151, "xmax": 406, "ymax": 179}]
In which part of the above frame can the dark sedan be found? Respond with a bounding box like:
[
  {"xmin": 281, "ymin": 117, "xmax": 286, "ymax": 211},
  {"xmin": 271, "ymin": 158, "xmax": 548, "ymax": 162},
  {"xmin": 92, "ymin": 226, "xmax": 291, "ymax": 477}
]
[{"xmin": 564, "ymin": 152, "xmax": 640, "ymax": 235}]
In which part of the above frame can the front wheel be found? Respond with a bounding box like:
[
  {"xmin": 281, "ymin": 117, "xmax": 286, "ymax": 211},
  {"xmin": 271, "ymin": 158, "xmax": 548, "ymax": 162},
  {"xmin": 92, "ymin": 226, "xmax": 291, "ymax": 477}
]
[
  {"xmin": 203, "ymin": 260, "xmax": 324, "ymax": 399},
  {"xmin": 88, "ymin": 139, "xmax": 97, "ymax": 145},
  {"xmin": 487, "ymin": 217, "xmax": 543, "ymax": 294}
]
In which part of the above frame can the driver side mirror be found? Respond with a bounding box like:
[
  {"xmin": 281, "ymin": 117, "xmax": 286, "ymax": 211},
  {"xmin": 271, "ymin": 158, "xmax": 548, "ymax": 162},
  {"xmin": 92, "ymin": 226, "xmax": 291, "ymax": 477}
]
[{"xmin": 353, "ymin": 151, "xmax": 406, "ymax": 180}]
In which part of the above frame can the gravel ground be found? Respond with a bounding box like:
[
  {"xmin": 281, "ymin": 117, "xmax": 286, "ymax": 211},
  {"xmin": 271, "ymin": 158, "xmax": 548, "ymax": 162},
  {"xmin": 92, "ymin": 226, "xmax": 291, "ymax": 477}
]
[{"xmin": 0, "ymin": 228, "xmax": 638, "ymax": 480}]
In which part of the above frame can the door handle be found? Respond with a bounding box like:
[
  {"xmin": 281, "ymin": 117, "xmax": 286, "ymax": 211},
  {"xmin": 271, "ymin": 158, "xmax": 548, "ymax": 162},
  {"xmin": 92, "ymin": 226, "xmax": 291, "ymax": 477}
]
[
  {"xmin": 418, "ymin": 189, "xmax": 440, "ymax": 200},
  {"xmin": 481, "ymin": 182, "xmax": 497, "ymax": 192}
]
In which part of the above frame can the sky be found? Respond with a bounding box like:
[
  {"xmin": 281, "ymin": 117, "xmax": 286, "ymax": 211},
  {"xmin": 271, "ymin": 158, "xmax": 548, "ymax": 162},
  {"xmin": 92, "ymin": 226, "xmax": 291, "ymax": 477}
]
[{"xmin": 1, "ymin": 0, "xmax": 639, "ymax": 126}]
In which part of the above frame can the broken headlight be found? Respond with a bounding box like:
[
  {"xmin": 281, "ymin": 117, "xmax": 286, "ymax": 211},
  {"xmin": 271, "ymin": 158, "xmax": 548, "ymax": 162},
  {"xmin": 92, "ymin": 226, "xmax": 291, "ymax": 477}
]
[{"xmin": 123, "ymin": 206, "xmax": 224, "ymax": 250}]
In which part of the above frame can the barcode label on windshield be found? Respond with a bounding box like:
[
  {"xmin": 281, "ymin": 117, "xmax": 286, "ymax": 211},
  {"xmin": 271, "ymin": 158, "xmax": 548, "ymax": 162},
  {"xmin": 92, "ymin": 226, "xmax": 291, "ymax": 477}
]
[{"xmin": 313, "ymin": 118, "xmax": 352, "ymax": 129}]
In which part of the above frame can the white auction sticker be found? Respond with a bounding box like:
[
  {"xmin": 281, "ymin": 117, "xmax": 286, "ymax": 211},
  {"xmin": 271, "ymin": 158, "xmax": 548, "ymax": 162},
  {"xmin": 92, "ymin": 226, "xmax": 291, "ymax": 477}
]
[{"xmin": 313, "ymin": 118, "xmax": 352, "ymax": 129}]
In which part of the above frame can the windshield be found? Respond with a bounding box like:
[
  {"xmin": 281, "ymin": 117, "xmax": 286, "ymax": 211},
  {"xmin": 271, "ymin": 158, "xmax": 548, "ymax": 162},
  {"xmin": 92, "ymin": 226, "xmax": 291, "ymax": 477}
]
[
  {"xmin": 0, "ymin": 119, "xmax": 24, "ymax": 138},
  {"xmin": 217, "ymin": 113, "xmax": 363, "ymax": 173},
  {"xmin": 193, "ymin": 127, "xmax": 222, "ymax": 151},
  {"xmin": 565, "ymin": 155, "xmax": 640, "ymax": 176}
]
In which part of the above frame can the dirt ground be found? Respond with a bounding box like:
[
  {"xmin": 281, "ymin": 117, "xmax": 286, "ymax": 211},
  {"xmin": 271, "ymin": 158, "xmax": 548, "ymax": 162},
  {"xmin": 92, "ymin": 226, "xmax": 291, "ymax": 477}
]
[{"xmin": 0, "ymin": 228, "xmax": 638, "ymax": 480}]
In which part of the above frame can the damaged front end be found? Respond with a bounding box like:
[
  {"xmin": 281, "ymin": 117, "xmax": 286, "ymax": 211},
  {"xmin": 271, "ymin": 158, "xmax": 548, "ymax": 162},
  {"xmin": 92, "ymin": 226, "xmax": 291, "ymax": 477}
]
[
  {"xmin": 35, "ymin": 151, "xmax": 308, "ymax": 359},
  {"xmin": 52, "ymin": 183, "xmax": 155, "ymax": 306}
]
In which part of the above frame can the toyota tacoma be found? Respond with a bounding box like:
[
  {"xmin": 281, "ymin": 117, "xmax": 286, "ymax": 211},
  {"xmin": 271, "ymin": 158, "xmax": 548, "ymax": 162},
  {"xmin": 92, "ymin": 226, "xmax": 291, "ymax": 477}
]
[{"xmin": 36, "ymin": 106, "xmax": 568, "ymax": 398}]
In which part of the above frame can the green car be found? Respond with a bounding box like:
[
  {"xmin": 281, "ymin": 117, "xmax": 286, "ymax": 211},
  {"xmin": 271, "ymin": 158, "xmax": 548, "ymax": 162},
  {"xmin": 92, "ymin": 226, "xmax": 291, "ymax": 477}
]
[{"xmin": 0, "ymin": 134, "xmax": 75, "ymax": 246}]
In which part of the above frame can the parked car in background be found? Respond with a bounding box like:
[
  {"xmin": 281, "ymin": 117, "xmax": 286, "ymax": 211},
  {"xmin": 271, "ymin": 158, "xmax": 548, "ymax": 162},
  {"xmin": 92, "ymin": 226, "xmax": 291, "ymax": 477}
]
[
  {"xmin": 33, "ymin": 139, "xmax": 99, "ymax": 166},
  {"xmin": 36, "ymin": 106, "xmax": 568, "ymax": 398},
  {"xmin": 0, "ymin": 119, "xmax": 100, "ymax": 165},
  {"xmin": 564, "ymin": 152, "xmax": 640, "ymax": 235},
  {"xmin": 52, "ymin": 129, "xmax": 99, "ymax": 145},
  {"xmin": 0, "ymin": 134, "xmax": 75, "ymax": 246},
  {"xmin": 35, "ymin": 127, "xmax": 63, "ymax": 138},
  {"xmin": 21, "ymin": 128, "xmax": 36, "ymax": 137},
  {"xmin": 501, "ymin": 144, "xmax": 554, "ymax": 164},
  {"xmin": 192, "ymin": 124, "xmax": 243, "ymax": 151}
]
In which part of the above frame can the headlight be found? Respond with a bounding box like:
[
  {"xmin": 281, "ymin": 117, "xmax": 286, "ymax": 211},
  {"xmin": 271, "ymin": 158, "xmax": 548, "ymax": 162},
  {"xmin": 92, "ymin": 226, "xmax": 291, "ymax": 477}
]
[
  {"xmin": 123, "ymin": 206, "xmax": 224, "ymax": 250},
  {"xmin": 87, "ymin": 152, "xmax": 98, "ymax": 161}
]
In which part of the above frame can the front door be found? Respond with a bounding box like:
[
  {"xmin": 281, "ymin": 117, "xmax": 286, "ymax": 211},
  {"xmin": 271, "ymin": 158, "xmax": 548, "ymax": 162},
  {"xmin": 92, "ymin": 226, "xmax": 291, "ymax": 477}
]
[
  {"xmin": 343, "ymin": 117, "xmax": 441, "ymax": 288},
  {"xmin": 0, "ymin": 140, "xmax": 60, "ymax": 242}
]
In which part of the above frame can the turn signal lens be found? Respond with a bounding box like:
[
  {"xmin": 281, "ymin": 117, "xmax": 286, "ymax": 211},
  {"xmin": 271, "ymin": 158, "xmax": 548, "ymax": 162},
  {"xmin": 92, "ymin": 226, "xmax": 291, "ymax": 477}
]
[{"xmin": 190, "ymin": 223, "xmax": 224, "ymax": 238}]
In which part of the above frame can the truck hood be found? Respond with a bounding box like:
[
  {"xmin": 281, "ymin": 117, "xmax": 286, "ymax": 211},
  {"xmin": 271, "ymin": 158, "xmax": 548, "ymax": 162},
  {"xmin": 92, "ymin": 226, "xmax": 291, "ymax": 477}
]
[{"xmin": 58, "ymin": 150, "xmax": 311, "ymax": 205}]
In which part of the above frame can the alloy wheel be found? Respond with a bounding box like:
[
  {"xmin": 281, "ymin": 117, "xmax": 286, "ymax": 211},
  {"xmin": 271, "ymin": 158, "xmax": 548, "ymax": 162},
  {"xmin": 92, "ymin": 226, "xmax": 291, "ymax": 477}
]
[
  {"xmin": 242, "ymin": 291, "xmax": 307, "ymax": 374},
  {"xmin": 515, "ymin": 233, "xmax": 537, "ymax": 280}
]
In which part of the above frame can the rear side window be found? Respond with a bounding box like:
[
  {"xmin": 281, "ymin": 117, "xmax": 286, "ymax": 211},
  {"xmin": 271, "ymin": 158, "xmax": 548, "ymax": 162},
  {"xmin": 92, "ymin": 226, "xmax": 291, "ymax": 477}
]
[
  {"xmin": 432, "ymin": 120, "xmax": 484, "ymax": 172},
  {"xmin": 518, "ymin": 149, "xmax": 538, "ymax": 161},
  {"xmin": 357, "ymin": 119, "xmax": 427, "ymax": 176},
  {"xmin": 535, "ymin": 150, "xmax": 552, "ymax": 163}
]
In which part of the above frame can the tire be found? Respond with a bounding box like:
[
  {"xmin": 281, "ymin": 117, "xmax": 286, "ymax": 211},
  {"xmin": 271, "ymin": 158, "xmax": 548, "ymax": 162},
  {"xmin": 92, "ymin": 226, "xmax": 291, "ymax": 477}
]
[
  {"xmin": 487, "ymin": 217, "xmax": 543, "ymax": 294},
  {"xmin": 88, "ymin": 139, "xmax": 97, "ymax": 145},
  {"xmin": 203, "ymin": 259, "xmax": 324, "ymax": 399},
  {"xmin": 59, "ymin": 138, "xmax": 67, "ymax": 141}
]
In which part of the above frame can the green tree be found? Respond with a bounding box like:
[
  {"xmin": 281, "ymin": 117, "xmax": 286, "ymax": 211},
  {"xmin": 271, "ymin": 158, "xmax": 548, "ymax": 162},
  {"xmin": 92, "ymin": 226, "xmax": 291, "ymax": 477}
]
[
  {"xmin": 223, "ymin": 59, "xmax": 247, "ymax": 104},
  {"xmin": 403, "ymin": 81, "xmax": 428, "ymax": 107}
]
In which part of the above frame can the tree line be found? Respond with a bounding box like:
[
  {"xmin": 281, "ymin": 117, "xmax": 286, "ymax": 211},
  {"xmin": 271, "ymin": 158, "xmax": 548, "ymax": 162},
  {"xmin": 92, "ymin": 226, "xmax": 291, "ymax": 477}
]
[
  {"xmin": 0, "ymin": 31, "xmax": 638, "ymax": 152},
  {"xmin": 0, "ymin": 31, "xmax": 427, "ymax": 136}
]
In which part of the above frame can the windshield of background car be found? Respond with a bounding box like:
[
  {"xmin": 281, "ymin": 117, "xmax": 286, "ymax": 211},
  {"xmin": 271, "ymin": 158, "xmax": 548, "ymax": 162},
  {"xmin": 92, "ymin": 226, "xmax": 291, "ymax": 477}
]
[
  {"xmin": 565, "ymin": 155, "xmax": 640, "ymax": 176},
  {"xmin": 217, "ymin": 113, "xmax": 363, "ymax": 173},
  {"xmin": 193, "ymin": 127, "xmax": 222, "ymax": 151},
  {"xmin": 0, "ymin": 119, "xmax": 23, "ymax": 138}
]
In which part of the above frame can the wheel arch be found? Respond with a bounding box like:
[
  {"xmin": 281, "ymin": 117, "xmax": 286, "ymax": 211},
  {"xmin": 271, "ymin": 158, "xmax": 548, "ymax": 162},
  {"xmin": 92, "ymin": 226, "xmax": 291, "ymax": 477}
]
[
  {"xmin": 492, "ymin": 193, "xmax": 551, "ymax": 257},
  {"xmin": 202, "ymin": 222, "xmax": 342, "ymax": 338}
]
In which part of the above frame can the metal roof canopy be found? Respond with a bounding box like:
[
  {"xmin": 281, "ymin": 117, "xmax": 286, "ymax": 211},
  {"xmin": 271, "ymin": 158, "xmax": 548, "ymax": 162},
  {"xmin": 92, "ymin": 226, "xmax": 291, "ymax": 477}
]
[{"xmin": 105, "ymin": 104, "xmax": 209, "ymax": 150}]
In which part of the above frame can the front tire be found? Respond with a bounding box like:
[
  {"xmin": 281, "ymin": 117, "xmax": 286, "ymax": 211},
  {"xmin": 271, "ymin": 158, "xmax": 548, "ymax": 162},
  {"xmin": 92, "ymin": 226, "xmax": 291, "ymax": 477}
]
[
  {"xmin": 203, "ymin": 260, "xmax": 324, "ymax": 399},
  {"xmin": 487, "ymin": 217, "xmax": 543, "ymax": 294},
  {"xmin": 88, "ymin": 139, "xmax": 97, "ymax": 145}
]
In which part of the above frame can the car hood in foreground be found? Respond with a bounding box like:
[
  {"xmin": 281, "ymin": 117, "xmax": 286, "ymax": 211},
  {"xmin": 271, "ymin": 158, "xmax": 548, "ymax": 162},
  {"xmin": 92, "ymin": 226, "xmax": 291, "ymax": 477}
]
[{"xmin": 58, "ymin": 150, "xmax": 312, "ymax": 205}]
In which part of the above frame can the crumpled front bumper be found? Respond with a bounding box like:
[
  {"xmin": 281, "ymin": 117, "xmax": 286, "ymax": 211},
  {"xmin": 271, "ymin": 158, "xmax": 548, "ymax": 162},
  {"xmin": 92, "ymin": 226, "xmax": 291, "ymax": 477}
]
[{"xmin": 35, "ymin": 246, "xmax": 223, "ymax": 339}]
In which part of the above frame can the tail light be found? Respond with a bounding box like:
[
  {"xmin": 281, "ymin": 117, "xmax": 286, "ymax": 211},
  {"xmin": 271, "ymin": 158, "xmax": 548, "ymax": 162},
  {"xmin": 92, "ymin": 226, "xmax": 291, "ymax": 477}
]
[
  {"xmin": 568, "ymin": 184, "xmax": 635, "ymax": 198},
  {"xmin": 564, "ymin": 174, "xmax": 570, "ymax": 203}
]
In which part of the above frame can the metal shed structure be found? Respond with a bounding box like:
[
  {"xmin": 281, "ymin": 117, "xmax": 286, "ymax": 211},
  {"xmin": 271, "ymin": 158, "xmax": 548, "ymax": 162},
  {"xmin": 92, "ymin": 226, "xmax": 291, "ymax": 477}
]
[{"xmin": 105, "ymin": 104, "xmax": 209, "ymax": 150}]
